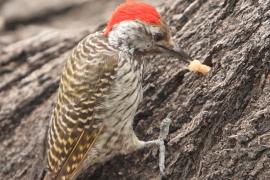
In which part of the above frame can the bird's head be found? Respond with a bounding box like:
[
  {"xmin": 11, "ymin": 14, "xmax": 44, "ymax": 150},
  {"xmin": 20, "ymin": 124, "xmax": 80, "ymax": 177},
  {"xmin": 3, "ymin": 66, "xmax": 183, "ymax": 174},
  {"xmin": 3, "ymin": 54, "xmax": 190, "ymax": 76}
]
[{"xmin": 104, "ymin": 1, "xmax": 191, "ymax": 61}]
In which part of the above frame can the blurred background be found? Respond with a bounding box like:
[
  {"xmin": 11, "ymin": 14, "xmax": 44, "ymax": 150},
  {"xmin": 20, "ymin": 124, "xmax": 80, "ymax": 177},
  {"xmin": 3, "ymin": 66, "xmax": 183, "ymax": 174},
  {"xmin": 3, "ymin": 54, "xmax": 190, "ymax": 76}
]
[{"xmin": 0, "ymin": 0, "xmax": 165, "ymax": 46}]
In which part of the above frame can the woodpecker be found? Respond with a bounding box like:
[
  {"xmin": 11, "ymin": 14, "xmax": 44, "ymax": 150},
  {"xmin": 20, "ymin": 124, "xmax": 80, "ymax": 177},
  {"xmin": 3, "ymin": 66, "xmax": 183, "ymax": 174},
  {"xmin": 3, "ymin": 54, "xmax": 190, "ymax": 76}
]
[{"xmin": 45, "ymin": 1, "xmax": 191, "ymax": 180}]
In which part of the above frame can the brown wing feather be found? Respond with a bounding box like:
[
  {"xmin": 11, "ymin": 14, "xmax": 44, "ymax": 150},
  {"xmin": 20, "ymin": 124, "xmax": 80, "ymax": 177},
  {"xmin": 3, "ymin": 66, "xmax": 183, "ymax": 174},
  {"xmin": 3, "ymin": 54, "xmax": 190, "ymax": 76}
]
[
  {"xmin": 56, "ymin": 126, "xmax": 103, "ymax": 179},
  {"xmin": 46, "ymin": 35, "xmax": 118, "ymax": 180}
]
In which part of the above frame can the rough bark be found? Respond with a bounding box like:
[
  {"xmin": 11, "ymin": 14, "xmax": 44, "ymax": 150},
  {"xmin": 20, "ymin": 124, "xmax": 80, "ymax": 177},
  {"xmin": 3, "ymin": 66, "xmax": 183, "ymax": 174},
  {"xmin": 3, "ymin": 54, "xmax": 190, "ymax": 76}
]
[{"xmin": 0, "ymin": 0, "xmax": 269, "ymax": 180}]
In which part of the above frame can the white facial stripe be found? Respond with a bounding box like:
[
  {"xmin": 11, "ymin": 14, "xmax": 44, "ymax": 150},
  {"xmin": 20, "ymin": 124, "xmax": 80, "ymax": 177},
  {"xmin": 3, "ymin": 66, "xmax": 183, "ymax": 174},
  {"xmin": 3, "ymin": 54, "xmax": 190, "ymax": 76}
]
[{"xmin": 108, "ymin": 20, "xmax": 157, "ymax": 53}]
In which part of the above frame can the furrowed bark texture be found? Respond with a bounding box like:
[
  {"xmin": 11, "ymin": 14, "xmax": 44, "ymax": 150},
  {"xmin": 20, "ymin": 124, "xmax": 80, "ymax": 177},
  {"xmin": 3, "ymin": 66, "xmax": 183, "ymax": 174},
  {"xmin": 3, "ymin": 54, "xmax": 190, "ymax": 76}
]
[{"xmin": 0, "ymin": 0, "xmax": 269, "ymax": 180}]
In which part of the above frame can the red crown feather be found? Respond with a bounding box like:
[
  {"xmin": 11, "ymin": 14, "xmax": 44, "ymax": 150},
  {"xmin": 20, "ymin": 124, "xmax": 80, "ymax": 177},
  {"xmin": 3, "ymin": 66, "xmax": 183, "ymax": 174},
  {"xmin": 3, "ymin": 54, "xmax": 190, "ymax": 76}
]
[{"xmin": 104, "ymin": 1, "xmax": 161, "ymax": 36}]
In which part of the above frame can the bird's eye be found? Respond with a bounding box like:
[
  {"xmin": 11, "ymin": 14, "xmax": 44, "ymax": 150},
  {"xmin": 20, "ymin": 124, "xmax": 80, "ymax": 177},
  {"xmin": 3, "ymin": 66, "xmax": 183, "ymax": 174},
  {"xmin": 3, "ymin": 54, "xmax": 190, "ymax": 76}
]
[{"xmin": 153, "ymin": 33, "xmax": 164, "ymax": 42}]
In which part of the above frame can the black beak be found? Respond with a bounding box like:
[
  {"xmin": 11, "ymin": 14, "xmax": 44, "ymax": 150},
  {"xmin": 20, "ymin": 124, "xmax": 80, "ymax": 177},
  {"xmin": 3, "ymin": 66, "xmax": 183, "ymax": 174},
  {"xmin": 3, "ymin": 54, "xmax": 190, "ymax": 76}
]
[{"xmin": 159, "ymin": 45, "xmax": 191, "ymax": 63}]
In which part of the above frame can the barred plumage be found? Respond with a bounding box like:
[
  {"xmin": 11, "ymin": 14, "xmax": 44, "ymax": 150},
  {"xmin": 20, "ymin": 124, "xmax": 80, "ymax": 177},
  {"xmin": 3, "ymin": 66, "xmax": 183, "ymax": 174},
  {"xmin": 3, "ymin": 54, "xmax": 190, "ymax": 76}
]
[
  {"xmin": 46, "ymin": 32, "xmax": 144, "ymax": 180},
  {"xmin": 46, "ymin": 1, "xmax": 191, "ymax": 179}
]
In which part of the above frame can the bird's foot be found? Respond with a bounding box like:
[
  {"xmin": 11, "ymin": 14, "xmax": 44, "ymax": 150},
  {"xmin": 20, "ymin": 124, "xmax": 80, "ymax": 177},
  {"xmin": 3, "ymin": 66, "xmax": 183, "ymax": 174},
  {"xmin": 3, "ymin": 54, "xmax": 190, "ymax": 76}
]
[{"xmin": 143, "ymin": 113, "xmax": 172, "ymax": 177}]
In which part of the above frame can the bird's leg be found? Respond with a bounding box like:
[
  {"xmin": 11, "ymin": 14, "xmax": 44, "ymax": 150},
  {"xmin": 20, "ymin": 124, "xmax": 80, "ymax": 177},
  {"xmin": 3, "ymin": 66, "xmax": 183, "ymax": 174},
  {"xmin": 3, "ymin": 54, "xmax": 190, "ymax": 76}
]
[{"xmin": 143, "ymin": 114, "xmax": 172, "ymax": 177}]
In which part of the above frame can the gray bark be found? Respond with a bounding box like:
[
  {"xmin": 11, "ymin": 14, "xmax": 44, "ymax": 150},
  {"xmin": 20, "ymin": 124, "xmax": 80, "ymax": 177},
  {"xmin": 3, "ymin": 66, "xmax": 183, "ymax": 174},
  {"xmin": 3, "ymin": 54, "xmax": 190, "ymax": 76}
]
[{"xmin": 0, "ymin": 0, "xmax": 269, "ymax": 180}]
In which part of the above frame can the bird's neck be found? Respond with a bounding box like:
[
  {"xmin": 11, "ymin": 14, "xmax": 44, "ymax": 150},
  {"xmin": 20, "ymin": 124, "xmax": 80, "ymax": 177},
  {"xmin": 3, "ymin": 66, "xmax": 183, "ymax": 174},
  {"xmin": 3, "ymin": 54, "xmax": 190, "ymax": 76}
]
[
  {"xmin": 98, "ymin": 30, "xmax": 145, "ymax": 70},
  {"xmin": 118, "ymin": 51, "xmax": 145, "ymax": 73}
]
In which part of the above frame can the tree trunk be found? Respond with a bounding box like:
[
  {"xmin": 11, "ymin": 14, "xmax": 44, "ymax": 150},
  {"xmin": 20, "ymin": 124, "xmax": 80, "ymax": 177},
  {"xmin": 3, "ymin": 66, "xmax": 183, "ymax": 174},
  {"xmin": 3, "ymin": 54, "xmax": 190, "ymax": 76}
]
[{"xmin": 0, "ymin": 0, "xmax": 269, "ymax": 180}]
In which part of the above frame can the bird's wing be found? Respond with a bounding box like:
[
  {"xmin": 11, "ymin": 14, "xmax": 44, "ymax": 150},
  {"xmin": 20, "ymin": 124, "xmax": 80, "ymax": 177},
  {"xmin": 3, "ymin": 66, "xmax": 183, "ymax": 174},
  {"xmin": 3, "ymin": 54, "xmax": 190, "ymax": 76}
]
[{"xmin": 47, "ymin": 38, "xmax": 118, "ymax": 179}]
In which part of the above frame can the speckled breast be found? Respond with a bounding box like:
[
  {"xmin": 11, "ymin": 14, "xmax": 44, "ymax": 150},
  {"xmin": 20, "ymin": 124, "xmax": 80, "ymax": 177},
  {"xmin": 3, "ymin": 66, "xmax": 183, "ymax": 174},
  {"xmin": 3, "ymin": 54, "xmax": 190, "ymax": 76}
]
[{"xmin": 84, "ymin": 53, "xmax": 144, "ymax": 166}]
